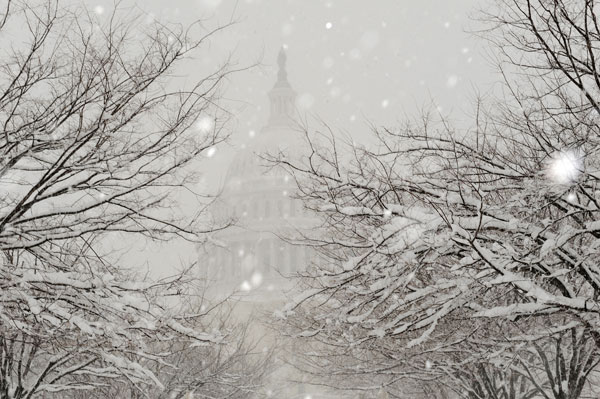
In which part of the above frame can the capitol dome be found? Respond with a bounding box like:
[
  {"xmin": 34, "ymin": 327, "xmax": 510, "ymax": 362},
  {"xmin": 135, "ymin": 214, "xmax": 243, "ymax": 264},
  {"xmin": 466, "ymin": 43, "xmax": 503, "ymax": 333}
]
[
  {"xmin": 201, "ymin": 48, "xmax": 352, "ymax": 399},
  {"xmin": 205, "ymin": 48, "xmax": 315, "ymax": 296}
]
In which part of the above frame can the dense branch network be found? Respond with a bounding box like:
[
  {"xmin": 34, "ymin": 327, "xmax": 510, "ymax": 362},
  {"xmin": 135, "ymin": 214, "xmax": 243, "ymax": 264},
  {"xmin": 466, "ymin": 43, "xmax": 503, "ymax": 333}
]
[
  {"xmin": 0, "ymin": 1, "xmax": 263, "ymax": 398},
  {"xmin": 271, "ymin": 0, "xmax": 600, "ymax": 397}
]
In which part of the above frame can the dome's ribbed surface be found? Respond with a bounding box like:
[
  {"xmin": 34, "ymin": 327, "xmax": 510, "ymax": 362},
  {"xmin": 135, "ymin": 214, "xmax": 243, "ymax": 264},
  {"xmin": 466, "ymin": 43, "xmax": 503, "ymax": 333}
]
[{"xmin": 205, "ymin": 48, "xmax": 315, "ymax": 298}]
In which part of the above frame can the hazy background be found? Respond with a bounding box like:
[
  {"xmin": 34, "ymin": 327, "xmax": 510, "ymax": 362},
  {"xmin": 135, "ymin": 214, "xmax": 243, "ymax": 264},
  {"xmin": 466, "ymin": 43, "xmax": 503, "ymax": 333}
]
[{"xmin": 82, "ymin": 0, "xmax": 499, "ymax": 277}]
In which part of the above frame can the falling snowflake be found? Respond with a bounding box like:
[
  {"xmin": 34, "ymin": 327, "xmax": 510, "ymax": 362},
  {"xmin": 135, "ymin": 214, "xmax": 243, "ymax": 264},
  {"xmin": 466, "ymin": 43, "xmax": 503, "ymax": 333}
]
[
  {"xmin": 251, "ymin": 272, "xmax": 263, "ymax": 287},
  {"xmin": 349, "ymin": 48, "xmax": 362, "ymax": 60},
  {"xmin": 425, "ymin": 360, "xmax": 433, "ymax": 369},
  {"xmin": 381, "ymin": 99, "xmax": 390, "ymax": 108},
  {"xmin": 325, "ymin": 22, "xmax": 333, "ymax": 29},
  {"xmin": 240, "ymin": 281, "xmax": 251, "ymax": 291},
  {"xmin": 322, "ymin": 57, "xmax": 334, "ymax": 69},
  {"xmin": 206, "ymin": 147, "xmax": 217, "ymax": 158},
  {"xmin": 196, "ymin": 116, "xmax": 214, "ymax": 133},
  {"xmin": 547, "ymin": 150, "xmax": 582, "ymax": 184},
  {"xmin": 297, "ymin": 93, "xmax": 315, "ymax": 109},
  {"xmin": 93, "ymin": 5, "xmax": 104, "ymax": 15},
  {"xmin": 446, "ymin": 75, "xmax": 458, "ymax": 88}
]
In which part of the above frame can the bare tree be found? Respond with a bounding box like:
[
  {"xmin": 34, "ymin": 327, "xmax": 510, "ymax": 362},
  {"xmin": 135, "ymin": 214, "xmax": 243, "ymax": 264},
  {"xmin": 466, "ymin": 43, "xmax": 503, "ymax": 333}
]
[
  {"xmin": 269, "ymin": 0, "xmax": 600, "ymax": 396},
  {"xmin": 436, "ymin": 318, "xmax": 600, "ymax": 399},
  {"xmin": 58, "ymin": 301, "xmax": 275, "ymax": 399},
  {"xmin": 0, "ymin": 0, "xmax": 243, "ymax": 397}
]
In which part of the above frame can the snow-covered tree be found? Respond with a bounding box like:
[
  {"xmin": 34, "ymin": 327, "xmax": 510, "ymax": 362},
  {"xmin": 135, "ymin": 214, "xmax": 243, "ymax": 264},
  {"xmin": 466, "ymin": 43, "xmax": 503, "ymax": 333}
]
[
  {"xmin": 59, "ymin": 302, "xmax": 274, "ymax": 399},
  {"xmin": 0, "ymin": 0, "xmax": 242, "ymax": 397},
  {"xmin": 271, "ymin": 0, "xmax": 600, "ymax": 396},
  {"xmin": 438, "ymin": 318, "xmax": 600, "ymax": 399}
]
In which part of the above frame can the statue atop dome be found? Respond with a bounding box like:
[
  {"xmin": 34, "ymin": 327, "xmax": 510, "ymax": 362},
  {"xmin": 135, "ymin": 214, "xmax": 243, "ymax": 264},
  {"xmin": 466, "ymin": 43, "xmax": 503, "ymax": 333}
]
[
  {"xmin": 204, "ymin": 47, "xmax": 319, "ymax": 398},
  {"xmin": 275, "ymin": 47, "xmax": 290, "ymax": 88},
  {"xmin": 268, "ymin": 47, "xmax": 296, "ymax": 126}
]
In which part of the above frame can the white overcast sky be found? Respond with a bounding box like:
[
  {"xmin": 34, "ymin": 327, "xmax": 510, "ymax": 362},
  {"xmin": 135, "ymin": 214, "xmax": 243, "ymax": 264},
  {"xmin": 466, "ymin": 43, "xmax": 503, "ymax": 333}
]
[
  {"xmin": 89, "ymin": 0, "xmax": 497, "ymax": 129},
  {"xmin": 84, "ymin": 0, "xmax": 499, "ymax": 277}
]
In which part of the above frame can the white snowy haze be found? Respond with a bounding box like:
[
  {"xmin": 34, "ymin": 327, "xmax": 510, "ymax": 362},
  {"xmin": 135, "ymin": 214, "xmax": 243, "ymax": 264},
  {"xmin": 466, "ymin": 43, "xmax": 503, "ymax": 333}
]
[
  {"xmin": 83, "ymin": 0, "xmax": 496, "ymax": 277},
  {"xmin": 7, "ymin": 0, "xmax": 600, "ymax": 397}
]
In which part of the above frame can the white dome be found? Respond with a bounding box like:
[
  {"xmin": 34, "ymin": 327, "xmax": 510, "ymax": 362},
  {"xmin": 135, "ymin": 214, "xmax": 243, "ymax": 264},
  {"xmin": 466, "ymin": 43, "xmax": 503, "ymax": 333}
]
[{"xmin": 204, "ymin": 49, "xmax": 316, "ymax": 298}]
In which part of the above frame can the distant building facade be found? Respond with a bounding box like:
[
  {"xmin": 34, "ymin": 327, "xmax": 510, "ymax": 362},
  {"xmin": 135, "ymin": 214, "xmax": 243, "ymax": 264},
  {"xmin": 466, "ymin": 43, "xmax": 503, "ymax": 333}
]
[
  {"xmin": 206, "ymin": 49, "xmax": 314, "ymax": 298},
  {"xmin": 203, "ymin": 49, "xmax": 322, "ymax": 398}
]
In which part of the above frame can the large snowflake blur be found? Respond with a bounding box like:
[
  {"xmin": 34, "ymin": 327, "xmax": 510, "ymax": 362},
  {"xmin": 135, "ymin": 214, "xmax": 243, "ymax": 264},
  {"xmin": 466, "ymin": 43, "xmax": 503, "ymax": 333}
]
[{"xmin": 547, "ymin": 150, "xmax": 583, "ymax": 184}]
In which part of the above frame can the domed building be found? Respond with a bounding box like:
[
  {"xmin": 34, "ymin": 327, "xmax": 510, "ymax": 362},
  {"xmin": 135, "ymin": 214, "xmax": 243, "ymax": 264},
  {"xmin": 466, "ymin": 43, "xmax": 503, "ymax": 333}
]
[
  {"xmin": 205, "ymin": 48, "xmax": 314, "ymax": 299},
  {"xmin": 200, "ymin": 48, "xmax": 448, "ymax": 399},
  {"xmin": 201, "ymin": 48, "xmax": 326, "ymax": 398},
  {"xmin": 202, "ymin": 48, "xmax": 389, "ymax": 399}
]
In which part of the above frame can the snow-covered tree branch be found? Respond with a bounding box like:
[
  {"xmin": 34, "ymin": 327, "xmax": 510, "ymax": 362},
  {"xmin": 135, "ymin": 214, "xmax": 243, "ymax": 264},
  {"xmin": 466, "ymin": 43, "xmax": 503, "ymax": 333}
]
[
  {"xmin": 269, "ymin": 0, "xmax": 600, "ymax": 397},
  {"xmin": 0, "ymin": 1, "xmax": 249, "ymax": 397}
]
